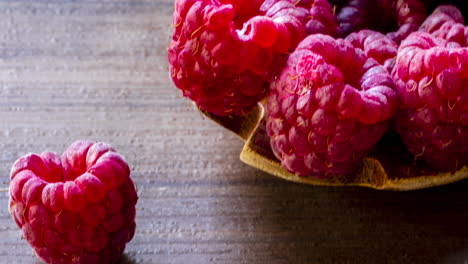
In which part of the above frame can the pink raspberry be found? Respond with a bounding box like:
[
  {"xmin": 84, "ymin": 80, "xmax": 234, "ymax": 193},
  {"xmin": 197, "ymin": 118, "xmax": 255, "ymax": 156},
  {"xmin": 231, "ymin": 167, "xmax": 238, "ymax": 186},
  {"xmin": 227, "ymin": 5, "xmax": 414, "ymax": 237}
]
[
  {"xmin": 266, "ymin": 34, "xmax": 397, "ymax": 176},
  {"xmin": 392, "ymin": 14, "xmax": 468, "ymax": 171},
  {"xmin": 419, "ymin": 5, "xmax": 466, "ymax": 46},
  {"xmin": 293, "ymin": 0, "xmax": 341, "ymax": 36},
  {"xmin": 168, "ymin": 0, "xmax": 340, "ymax": 116},
  {"xmin": 8, "ymin": 140, "xmax": 138, "ymax": 264},
  {"xmin": 345, "ymin": 29, "xmax": 398, "ymax": 71}
]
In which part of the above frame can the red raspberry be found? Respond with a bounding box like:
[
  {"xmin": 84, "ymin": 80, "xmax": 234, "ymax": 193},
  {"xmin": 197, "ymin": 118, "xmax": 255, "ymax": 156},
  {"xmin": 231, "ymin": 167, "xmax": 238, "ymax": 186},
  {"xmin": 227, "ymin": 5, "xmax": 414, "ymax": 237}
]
[
  {"xmin": 385, "ymin": 0, "xmax": 427, "ymax": 44},
  {"xmin": 295, "ymin": 0, "xmax": 341, "ymax": 36},
  {"xmin": 419, "ymin": 5, "xmax": 466, "ymax": 45},
  {"xmin": 8, "ymin": 140, "xmax": 138, "ymax": 264},
  {"xmin": 345, "ymin": 29, "xmax": 398, "ymax": 72},
  {"xmin": 266, "ymin": 34, "xmax": 397, "ymax": 176},
  {"xmin": 168, "ymin": 0, "xmax": 340, "ymax": 116},
  {"xmin": 392, "ymin": 21, "xmax": 468, "ymax": 171}
]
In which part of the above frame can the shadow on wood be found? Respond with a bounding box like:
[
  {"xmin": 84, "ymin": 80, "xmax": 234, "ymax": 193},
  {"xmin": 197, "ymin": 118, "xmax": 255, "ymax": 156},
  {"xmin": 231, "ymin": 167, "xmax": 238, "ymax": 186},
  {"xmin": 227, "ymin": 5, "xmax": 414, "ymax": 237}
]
[
  {"xmin": 119, "ymin": 254, "xmax": 137, "ymax": 264},
  {"xmin": 215, "ymin": 169, "xmax": 468, "ymax": 263}
]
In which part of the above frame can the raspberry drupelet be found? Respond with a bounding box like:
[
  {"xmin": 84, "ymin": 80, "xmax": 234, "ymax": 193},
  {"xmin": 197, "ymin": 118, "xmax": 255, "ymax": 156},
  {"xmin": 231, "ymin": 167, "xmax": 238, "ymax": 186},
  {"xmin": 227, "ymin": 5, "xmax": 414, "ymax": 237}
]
[{"xmin": 345, "ymin": 29, "xmax": 398, "ymax": 72}]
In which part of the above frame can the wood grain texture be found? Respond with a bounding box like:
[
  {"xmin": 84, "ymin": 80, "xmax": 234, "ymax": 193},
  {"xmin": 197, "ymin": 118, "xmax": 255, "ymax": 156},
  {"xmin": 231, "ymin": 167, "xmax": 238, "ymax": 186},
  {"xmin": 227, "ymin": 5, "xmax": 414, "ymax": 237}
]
[{"xmin": 1, "ymin": 1, "xmax": 468, "ymax": 263}]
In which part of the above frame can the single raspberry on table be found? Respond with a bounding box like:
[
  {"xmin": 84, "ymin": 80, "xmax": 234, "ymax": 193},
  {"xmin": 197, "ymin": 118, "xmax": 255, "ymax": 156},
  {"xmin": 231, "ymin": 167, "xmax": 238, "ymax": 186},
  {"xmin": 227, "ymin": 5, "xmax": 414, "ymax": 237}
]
[
  {"xmin": 168, "ymin": 0, "xmax": 340, "ymax": 116},
  {"xmin": 392, "ymin": 8, "xmax": 468, "ymax": 171},
  {"xmin": 266, "ymin": 34, "xmax": 397, "ymax": 177},
  {"xmin": 8, "ymin": 140, "xmax": 138, "ymax": 264}
]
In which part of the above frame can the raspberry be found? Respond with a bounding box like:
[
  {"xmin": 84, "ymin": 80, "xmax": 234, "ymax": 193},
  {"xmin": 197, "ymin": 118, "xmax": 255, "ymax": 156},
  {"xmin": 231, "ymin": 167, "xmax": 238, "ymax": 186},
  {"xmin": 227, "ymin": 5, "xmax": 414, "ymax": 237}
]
[
  {"xmin": 392, "ymin": 20, "xmax": 468, "ymax": 171},
  {"xmin": 336, "ymin": 0, "xmax": 426, "ymax": 43},
  {"xmin": 336, "ymin": 0, "xmax": 373, "ymax": 36},
  {"xmin": 266, "ymin": 34, "xmax": 397, "ymax": 176},
  {"xmin": 419, "ymin": 5, "xmax": 466, "ymax": 45},
  {"xmin": 299, "ymin": 0, "xmax": 342, "ymax": 37},
  {"xmin": 385, "ymin": 0, "xmax": 427, "ymax": 44},
  {"xmin": 168, "ymin": 0, "xmax": 340, "ymax": 116},
  {"xmin": 345, "ymin": 29, "xmax": 398, "ymax": 71},
  {"xmin": 8, "ymin": 140, "xmax": 138, "ymax": 264}
]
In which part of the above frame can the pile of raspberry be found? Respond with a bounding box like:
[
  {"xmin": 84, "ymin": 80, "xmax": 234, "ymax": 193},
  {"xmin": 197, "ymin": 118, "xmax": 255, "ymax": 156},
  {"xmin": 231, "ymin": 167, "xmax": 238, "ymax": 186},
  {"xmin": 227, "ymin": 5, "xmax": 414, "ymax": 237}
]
[{"xmin": 169, "ymin": 1, "xmax": 468, "ymax": 177}]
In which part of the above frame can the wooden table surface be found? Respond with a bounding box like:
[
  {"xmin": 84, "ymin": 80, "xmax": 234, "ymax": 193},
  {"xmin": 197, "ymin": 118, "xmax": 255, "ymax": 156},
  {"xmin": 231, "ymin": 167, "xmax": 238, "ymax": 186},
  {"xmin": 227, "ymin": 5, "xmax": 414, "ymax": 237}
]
[{"xmin": 1, "ymin": 1, "xmax": 468, "ymax": 263}]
